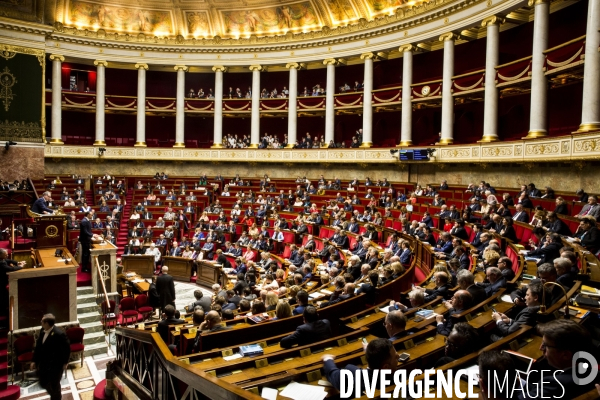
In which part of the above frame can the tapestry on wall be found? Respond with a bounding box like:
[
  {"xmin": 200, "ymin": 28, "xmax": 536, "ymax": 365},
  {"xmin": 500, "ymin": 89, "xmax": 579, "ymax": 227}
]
[{"xmin": 0, "ymin": 44, "xmax": 45, "ymax": 143}]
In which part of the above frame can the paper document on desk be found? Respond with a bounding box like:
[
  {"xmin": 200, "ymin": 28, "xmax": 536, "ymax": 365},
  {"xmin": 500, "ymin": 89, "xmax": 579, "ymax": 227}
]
[
  {"xmin": 279, "ymin": 381, "xmax": 327, "ymax": 400},
  {"xmin": 131, "ymin": 279, "xmax": 144, "ymax": 283},
  {"xmin": 261, "ymin": 387, "xmax": 278, "ymax": 400},
  {"xmin": 223, "ymin": 353, "xmax": 243, "ymax": 361},
  {"xmin": 320, "ymin": 289, "xmax": 333, "ymax": 295},
  {"xmin": 380, "ymin": 305, "xmax": 392, "ymax": 314},
  {"xmin": 500, "ymin": 294, "xmax": 513, "ymax": 303},
  {"xmin": 309, "ymin": 292, "xmax": 326, "ymax": 299}
]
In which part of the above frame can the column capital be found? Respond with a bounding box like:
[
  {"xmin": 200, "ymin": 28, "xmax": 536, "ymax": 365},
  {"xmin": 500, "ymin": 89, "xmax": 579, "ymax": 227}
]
[
  {"xmin": 249, "ymin": 65, "xmax": 266, "ymax": 72},
  {"xmin": 360, "ymin": 52, "xmax": 375, "ymax": 60},
  {"xmin": 285, "ymin": 62, "xmax": 306, "ymax": 70},
  {"xmin": 135, "ymin": 63, "xmax": 149, "ymax": 70},
  {"xmin": 439, "ymin": 32, "xmax": 460, "ymax": 42},
  {"xmin": 323, "ymin": 58, "xmax": 346, "ymax": 66},
  {"xmin": 212, "ymin": 65, "xmax": 227, "ymax": 72},
  {"xmin": 49, "ymin": 54, "xmax": 64, "ymax": 62},
  {"xmin": 398, "ymin": 44, "xmax": 417, "ymax": 53},
  {"xmin": 528, "ymin": 0, "xmax": 548, "ymax": 5},
  {"xmin": 174, "ymin": 65, "xmax": 188, "ymax": 72},
  {"xmin": 481, "ymin": 15, "xmax": 505, "ymax": 27},
  {"xmin": 94, "ymin": 60, "xmax": 108, "ymax": 67}
]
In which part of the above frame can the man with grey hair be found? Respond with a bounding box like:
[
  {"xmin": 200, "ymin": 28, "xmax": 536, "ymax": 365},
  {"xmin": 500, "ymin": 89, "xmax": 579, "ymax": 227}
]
[
  {"xmin": 436, "ymin": 290, "xmax": 472, "ymax": 336},
  {"xmin": 389, "ymin": 289, "xmax": 424, "ymax": 312},
  {"xmin": 32, "ymin": 191, "xmax": 55, "ymax": 214},
  {"xmin": 457, "ymin": 269, "xmax": 486, "ymax": 305},
  {"xmin": 478, "ymin": 266, "xmax": 506, "ymax": 296},
  {"xmin": 554, "ymin": 257, "xmax": 575, "ymax": 289}
]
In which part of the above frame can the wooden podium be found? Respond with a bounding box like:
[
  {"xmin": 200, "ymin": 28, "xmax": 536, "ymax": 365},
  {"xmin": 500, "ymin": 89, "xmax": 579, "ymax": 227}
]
[
  {"xmin": 91, "ymin": 241, "xmax": 118, "ymax": 296},
  {"xmin": 122, "ymin": 255, "xmax": 155, "ymax": 278},
  {"xmin": 9, "ymin": 248, "xmax": 78, "ymax": 330},
  {"xmin": 195, "ymin": 260, "xmax": 225, "ymax": 287},
  {"xmin": 162, "ymin": 257, "xmax": 193, "ymax": 281}
]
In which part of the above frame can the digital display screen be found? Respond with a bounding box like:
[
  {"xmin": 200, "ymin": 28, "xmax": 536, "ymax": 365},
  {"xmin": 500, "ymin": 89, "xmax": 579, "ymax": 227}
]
[{"xmin": 399, "ymin": 149, "xmax": 430, "ymax": 161}]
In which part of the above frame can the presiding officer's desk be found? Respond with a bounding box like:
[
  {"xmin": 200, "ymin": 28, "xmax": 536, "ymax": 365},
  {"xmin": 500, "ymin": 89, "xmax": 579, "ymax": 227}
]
[
  {"xmin": 122, "ymin": 255, "xmax": 155, "ymax": 278},
  {"xmin": 9, "ymin": 247, "xmax": 79, "ymax": 330}
]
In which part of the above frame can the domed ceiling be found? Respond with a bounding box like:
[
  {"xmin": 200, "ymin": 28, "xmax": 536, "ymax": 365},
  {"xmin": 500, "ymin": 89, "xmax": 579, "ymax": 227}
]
[{"xmin": 4, "ymin": 0, "xmax": 430, "ymax": 39}]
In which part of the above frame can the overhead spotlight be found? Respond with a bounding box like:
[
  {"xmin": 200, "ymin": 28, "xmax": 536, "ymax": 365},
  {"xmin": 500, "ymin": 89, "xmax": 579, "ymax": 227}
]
[
  {"xmin": 98, "ymin": 147, "xmax": 106, "ymax": 156},
  {"xmin": 4, "ymin": 141, "xmax": 16, "ymax": 151}
]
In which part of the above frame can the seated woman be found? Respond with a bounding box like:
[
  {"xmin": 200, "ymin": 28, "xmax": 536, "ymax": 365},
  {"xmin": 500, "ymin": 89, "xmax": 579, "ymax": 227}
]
[
  {"xmin": 80, "ymin": 202, "xmax": 91, "ymax": 213},
  {"xmin": 274, "ymin": 300, "xmax": 292, "ymax": 320},
  {"xmin": 500, "ymin": 217, "xmax": 518, "ymax": 243}
]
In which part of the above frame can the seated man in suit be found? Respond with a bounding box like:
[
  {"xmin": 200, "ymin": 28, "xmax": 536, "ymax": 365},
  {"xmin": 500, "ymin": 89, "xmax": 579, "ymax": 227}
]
[
  {"xmin": 554, "ymin": 257, "xmax": 576, "ymax": 290},
  {"xmin": 573, "ymin": 216, "xmax": 600, "ymax": 254},
  {"xmin": 32, "ymin": 192, "xmax": 54, "ymax": 214},
  {"xmin": 200, "ymin": 237, "xmax": 215, "ymax": 260},
  {"xmin": 322, "ymin": 338, "xmax": 398, "ymax": 394},
  {"xmin": 456, "ymin": 270, "xmax": 486, "ymax": 305},
  {"xmin": 512, "ymin": 203, "xmax": 529, "ymax": 222},
  {"xmin": 384, "ymin": 310, "xmax": 407, "ymax": 341},
  {"xmin": 436, "ymin": 290, "xmax": 472, "ymax": 336},
  {"xmin": 320, "ymin": 280, "xmax": 353, "ymax": 308},
  {"xmin": 497, "ymin": 256, "xmax": 515, "ymax": 281},
  {"xmin": 357, "ymin": 271, "xmax": 380, "ymax": 304},
  {"xmin": 519, "ymin": 320, "xmax": 596, "ymax": 399},
  {"xmin": 157, "ymin": 305, "xmax": 185, "ymax": 353},
  {"xmin": 491, "ymin": 282, "xmax": 542, "ymax": 342},
  {"xmin": 421, "ymin": 271, "xmax": 452, "ymax": 302},
  {"xmin": 280, "ymin": 306, "xmax": 332, "ymax": 348},
  {"xmin": 525, "ymin": 232, "xmax": 563, "ymax": 265},
  {"xmin": 477, "ymin": 266, "xmax": 506, "ymax": 296},
  {"xmin": 292, "ymin": 290, "xmax": 309, "ymax": 316}
]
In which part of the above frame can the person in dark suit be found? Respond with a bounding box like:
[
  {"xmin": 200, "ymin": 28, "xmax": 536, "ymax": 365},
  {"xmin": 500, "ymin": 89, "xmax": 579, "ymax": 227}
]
[
  {"xmin": 322, "ymin": 338, "xmax": 398, "ymax": 394},
  {"xmin": 280, "ymin": 306, "xmax": 332, "ymax": 348},
  {"xmin": 478, "ymin": 267, "xmax": 506, "ymax": 296},
  {"xmin": 384, "ymin": 310, "xmax": 407, "ymax": 341},
  {"xmin": 157, "ymin": 305, "xmax": 185, "ymax": 348},
  {"xmin": 357, "ymin": 271, "xmax": 380, "ymax": 304},
  {"xmin": 498, "ymin": 256, "xmax": 515, "ymax": 282},
  {"xmin": 156, "ymin": 266, "xmax": 176, "ymax": 311},
  {"xmin": 79, "ymin": 211, "xmax": 94, "ymax": 272},
  {"xmin": 574, "ymin": 216, "xmax": 600, "ymax": 254},
  {"xmin": 526, "ymin": 233, "xmax": 562, "ymax": 264},
  {"xmin": 519, "ymin": 320, "xmax": 596, "ymax": 399},
  {"xmin": 31, "ymin": 314, "xmax": 71, "ymax": 400},
  {"xmin": 32, "ymin": 191, "xmax": 54, "ymax": 214},
  {"xmin": 423, "ymin": 271, "xmax": 452, "ymax": 302},
  {"xmin": 512, "ymin": 204, "xmax": 529, "ymax": 222},
  {"xmin": 436, "ymin": 290, "xmax": 472, "ymax": 336},
  {"xmin": 456, "ymin": 270, "xmax": 487, "ymax": 306},
  {"xmin": 491, "ymin": 283, "xmax": 541, "ymax": 341},
  {"xmin": 544, "ymin": 212, "xmax": 572, "ymax": 236}
]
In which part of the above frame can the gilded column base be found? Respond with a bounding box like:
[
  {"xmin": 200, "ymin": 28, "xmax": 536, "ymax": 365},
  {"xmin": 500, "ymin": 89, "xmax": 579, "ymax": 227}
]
[
  {"xmin": 478, "ymin": 135, "xmax": 499, "ymax": 143},
  {"xmin": 396, "ymin": 141, "xmax": 413, "ymax": 147},
  {"xmin": 93, "ymin": 140, "xmax": 106, "ymax": 146},
  {"xmin": 285, "ymin": 143, "xmax": 296, "ymax": 148},
  {"xmin": 523, "ymin": 130, "xmax": 547, "ymax": 139},
  {"xmin": 49, "ymin": 138, "xmax": 64, "ymax": 145},
  {"xmin": 248, "ymin": 143, "xmax": 259, "ymax": 149},
  {"xmin": 437, "ymin": 138, "xmax": 454, "ymax": 145},
  {"xmin": 173, "ymin": 142, "xmax": 186, "ymax": 148},
  {"xmin": 211, "ymin": 143, "xmax": 224, "ymax": 148},
  {"xmin": 577, "ymin": 123, "xmax": 600, "ymax": 132},
  {"xmin": 359, "ymin": 141, "xmax": 373, "ymax": 148},
  {"xmin": 134, "ymin": 142, "xmax": 147, "ymax": 147}
]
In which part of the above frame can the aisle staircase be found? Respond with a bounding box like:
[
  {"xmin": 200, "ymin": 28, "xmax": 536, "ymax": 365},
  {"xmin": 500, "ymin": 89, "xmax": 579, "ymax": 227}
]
[
  {"xmin": 85, "ymin": 190, "xmax": 94, "ymax": 208},
  {"xmin": 115, "ymin": 192, "xmax": 133, "ymax": 258},
  {"xmin": 76, "ymin": 287, "xmax": 109, "ymax": 357},
  {"xmin": 0, "ymin": 317, "xmax": 19, "ymax": 400}
]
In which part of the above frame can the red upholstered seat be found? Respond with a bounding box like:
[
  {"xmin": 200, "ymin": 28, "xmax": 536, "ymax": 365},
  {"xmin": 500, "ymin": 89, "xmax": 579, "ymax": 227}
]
[
  {"xmin": 66, "ymin": 327, "xmax": 86, "ymax": 366},
  {"xmin": 135, "ymin": 294, "xmax": 154, "ymax": 321},
  {"xmin": 17, "ymin": 352, "xmax": 33, "ymax": 362},
  {"xmin": 14, "ymin": 335, "xmax": 35, "ymax": 380}
]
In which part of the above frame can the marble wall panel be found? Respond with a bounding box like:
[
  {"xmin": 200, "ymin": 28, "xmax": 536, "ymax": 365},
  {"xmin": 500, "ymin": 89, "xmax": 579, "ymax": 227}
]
[{"xmin": 3, "ymin": 145, "xmax": 45, "ymax": 181}]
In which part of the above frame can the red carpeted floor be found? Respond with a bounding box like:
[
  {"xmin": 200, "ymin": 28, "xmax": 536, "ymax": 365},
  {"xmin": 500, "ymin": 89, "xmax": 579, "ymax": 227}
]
[
  {"xmin": 0, "ymin": 242, "xmax": 9, "ymax": 251},
  {"xmin": 77, "ymin": 266, "xmax": 92, "ymax": 287}
]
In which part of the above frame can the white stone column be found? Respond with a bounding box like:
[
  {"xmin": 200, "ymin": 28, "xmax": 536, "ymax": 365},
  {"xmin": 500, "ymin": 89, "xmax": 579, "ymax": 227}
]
[
  {"xmin": 49, "ymin": 54, "xmax": 64, "ymax": 144},
  {"xmin": 527, "ymin": 0, "xmax": 550, "ymax": 138},
  {"xmin": 173, "ymin": 65, "xmax": 188, "ymax": 147},
  {"xmin": 398, "ymin": 45, "xmax": 414, "ymax": 146},
  {"xmin": 212, "ymin": 66, "xmax": 227, "ymax": 148},
  {"xmin": 93, "ymin": 60, "xmax": 107, "ymax": 146},
  {"xmin": 324, "ymin": 58, "xmax": 337, "ymax": 143},
  {"xmin": 360, "ymin": 53, "xmax": 375, "ymax": 148},
  {"xmin": 579, "ymin": 0, "xmax": 600, "ymax": 131},
  {"xmin": 286, "ymin": 62, "xmax": 301, "ymax": 148},
  {"xmin": 249, "ymin": 65, "xmax": 264, "ymax": 148},
  {"xmin": 481, "ymin": 17, "xmax": 502, "ymax": 142},
  {"xmin": 135, "ymin": 63, "xmax": 148, "ymax": 147},
  {"xmin": 439, "ymin": 33, "xmax": 458, "ymax": 145}
]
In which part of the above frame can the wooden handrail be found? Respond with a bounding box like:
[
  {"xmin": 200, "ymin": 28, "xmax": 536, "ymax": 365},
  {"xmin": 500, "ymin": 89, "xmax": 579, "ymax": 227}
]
[
  {"xmin": 542, "ymin": 34, "xmax": 586, "ymax": 54},
  {"xmin": 495, "ymin": 55, "xmax": 532, "ymax": 70}
]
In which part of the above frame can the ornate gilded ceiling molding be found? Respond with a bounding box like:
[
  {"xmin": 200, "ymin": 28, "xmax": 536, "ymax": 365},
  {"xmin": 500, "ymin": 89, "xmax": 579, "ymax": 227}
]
[{"xmin": 42, "ymin": 0, "xmax": 489, "ymax": 51}]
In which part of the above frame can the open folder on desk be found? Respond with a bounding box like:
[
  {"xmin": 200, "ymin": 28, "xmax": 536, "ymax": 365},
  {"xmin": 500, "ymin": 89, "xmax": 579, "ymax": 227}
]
[{"xmin": 279, "ymin": 381, "xmax": 327, "ymax": 400}]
